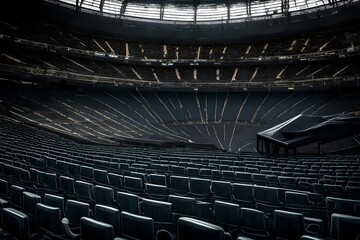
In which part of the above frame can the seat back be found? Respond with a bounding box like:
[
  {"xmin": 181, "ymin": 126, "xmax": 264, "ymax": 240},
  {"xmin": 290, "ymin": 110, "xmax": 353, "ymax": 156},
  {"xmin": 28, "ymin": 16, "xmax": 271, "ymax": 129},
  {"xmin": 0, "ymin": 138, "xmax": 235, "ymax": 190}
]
[
  {"xmin": 170, "ymin": 176, "xmax": 189, "ymax": 194},
  {"xmin": 330, "ymin": 213, "xmax": 360, "ymax": 240},
  {"xmin": 95, "ymin": 204, "xmax": 121, "ymax": 237},
  {"xmin": 168, "ymin": 194, "xmax": 196, "ymax": 216},
  {"xmin": 285, "ymin": 191, "xmax": 310, "ymax": 207},
  {"xmin": 22, "ymin": 191, "xmax": 41, "ymax": 217},
  {"xmin": 81, "ymin": 217, "xmax": 114, "ymax": 240},
  {"xmin": 211, "ymin": 181, "xmax": 232, "ymax": 200},
  {"xmin": 10, "ymin": 185, "xmax": 25, "ymax": 208},
  {"xmin": 232, "ymin": 183, "xmax": 253, "ymax": 207},
  {"xmin": 44, "ymin": 193, "xmax": 65, "ymax": 216},
  {"xmin": 139, "ymin": 198, "xmax": 172, "ymax": 222},
  {"xmin": 36, "ymin": 203, "xmax": 63, "ymax": 235},
  {"xmin": 94, "ymin": 185, "xmax": 114, "ymax": 205},
  {"xmin": 121, "ymin": 211, "xmax": 154, "ymax": 240},
  {"xmin": 117, "ymin": 191, "xmax": 139, "ymax": 214},
  {"xmin": 2, "ymin": 207, "xmax": 30, "ymax": 240},
  {"xmin": 214, "ymin": 200, "xmax": 239, "ymax": 226},
  {"xmin": 177, "ymin": 217, "xmax": 225, "ymax": 240},
  {"xmin": 75, "ymin": 180, "xmax": 94, "ymax": 201},
  {"xmin": 94, "ymin": 169, "xmax": 109, "ymax": 185},
  {"xmin": 240, "ymin": 207, "xmax": 267, "ymax": 235},
  {"xmin": 59, "ymin": 176, "xmax": 75, "ymax": 195},
  {"xmin": 274, "ymin": 210, "xmax": 305, "ymax": 240},
  {"xmin": 66, "ymin": 200, "xmax": 91, "ymax": 227}
]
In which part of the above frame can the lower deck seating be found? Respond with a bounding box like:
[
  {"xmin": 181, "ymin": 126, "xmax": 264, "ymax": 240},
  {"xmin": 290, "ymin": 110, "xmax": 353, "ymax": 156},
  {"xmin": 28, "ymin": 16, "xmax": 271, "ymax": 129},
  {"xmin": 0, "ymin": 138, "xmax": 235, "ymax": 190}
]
[{"xmin": 0, "ymin": 119, "xmax": 359, "ymax": 239}]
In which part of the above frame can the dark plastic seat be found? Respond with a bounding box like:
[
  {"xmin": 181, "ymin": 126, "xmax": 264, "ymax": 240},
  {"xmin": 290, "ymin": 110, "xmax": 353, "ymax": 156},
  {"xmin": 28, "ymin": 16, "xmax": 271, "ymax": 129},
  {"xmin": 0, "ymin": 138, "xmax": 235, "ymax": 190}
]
[
  {"xmin": 81, "ymin": 217, "xmax": 114, "ymax": 240},
  {"xmin": 95, "ymin": 204, "xmax": 121, "ymax": 237},
  {"xmin": 121, "ymin": 211, "xmax": 155, "ymax": 240},
  {"xmin": 117, "ymin": 191, "xmax": 139, "ymax": 214},
  {"xmin": 59, "ymin": 175, "xmax": 75, "ymax": 196},
  {"xmin": 80, "ymin": 165, "xmax": 94, "ymax": 181},
  {"xmin": 44, "ymin": 193, "xmax": 65, "ymax": 216},
  {"xmin": 145, "ymin": 183, "xmax": 168, "ymax": 200},
  {"xmin": 212, "ymin": 181, "xmax": 232, "ymax": 200},
  {"xmin": 44, "ymin": 172, "xmax": 58, "ymax": 189},
  {"xmin": 124, "ymin": 176, "xmax": 144, "ymax": 193},
  {"xmin": 2, "ymin": 207, "xmax": 30, "ymax": 240},
  {"xmin": 64, "ymin": 200, "xmax": 92, "ymax": 229},
  {"xmin": 214, "ymin": 200, "xmax": 240, "ymax": 233},
  {"xmin": 22, "ymin": 191, "xmax": 41, "ymax": 218},
  {"xmin": 10, "ymin": 185, "xmax": 25, "ymax": 209},
  {"xmin": 94, "ymin": 185, "xmax": 115, "ymax": 206},
  {"xmin": 150, "ymin": 174, "xmax": 167, "ymax": 186},
  {"xmin": 94, "ymin": 169, "xmax": 109, "ymax": 185},
  {"xmin": 139, "ymin": 198, "xmax": 173, "ymax": 223},
  {"xmin": 232, "ymin": 183, "xmax": 253, "ymax": 208},
  {"xmin": 170, "ymin": 176, "xmax": 189, "ymax": 195},
  {"xmin": 36, "ymin": 203, "xmax": 64, "ymax": 235},
  {"xmin": 189, "ymin": 178, "xmax": 212, "ymax": 199},
  {"xmin": 108, "ymin": 173, "xmax": 123, "ymax": 190},
  {"xmin": 168, "ymin": 194, "xmax": 196, "ymax": 217},
  {"xmin": 240, "ymin": 207, "xmax": 270, "ymax": 239},
  {"xmin": 330, "ymin": 213, "xmax": 360, "ymax": 240},
  {"xmin": 177, "ymin": 217, "xmax": 226, "ymax": 240},
  {"xmin": 74, "ymin": 180, "xmax": 95, "ymax": 202}
]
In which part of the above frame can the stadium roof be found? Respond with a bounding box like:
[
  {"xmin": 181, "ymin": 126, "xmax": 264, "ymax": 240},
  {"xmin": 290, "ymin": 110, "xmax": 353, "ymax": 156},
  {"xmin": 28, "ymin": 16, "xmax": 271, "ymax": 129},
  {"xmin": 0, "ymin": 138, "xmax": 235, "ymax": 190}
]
[{"xmin": 52, "ymin": 0, "xmax": 353, "ymax": 23}]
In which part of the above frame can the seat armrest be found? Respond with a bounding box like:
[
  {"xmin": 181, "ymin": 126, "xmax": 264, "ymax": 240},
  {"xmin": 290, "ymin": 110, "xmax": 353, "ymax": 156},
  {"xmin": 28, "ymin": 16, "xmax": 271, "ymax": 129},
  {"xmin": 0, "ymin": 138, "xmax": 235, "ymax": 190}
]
[
  {"xmin": 304, "ymin": 217, "xmax": 323, "ymax": 235},
  {"xmin": 61, "ymin": 217, "xmax": 81, "ymax": 238}
]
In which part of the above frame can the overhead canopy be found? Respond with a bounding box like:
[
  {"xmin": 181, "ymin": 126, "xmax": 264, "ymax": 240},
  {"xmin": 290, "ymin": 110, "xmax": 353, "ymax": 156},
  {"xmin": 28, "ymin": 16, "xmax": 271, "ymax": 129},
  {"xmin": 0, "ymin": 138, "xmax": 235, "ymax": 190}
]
[{"xmin": 257, "ymin": 112, "xmax": 360, "ymax": 155}]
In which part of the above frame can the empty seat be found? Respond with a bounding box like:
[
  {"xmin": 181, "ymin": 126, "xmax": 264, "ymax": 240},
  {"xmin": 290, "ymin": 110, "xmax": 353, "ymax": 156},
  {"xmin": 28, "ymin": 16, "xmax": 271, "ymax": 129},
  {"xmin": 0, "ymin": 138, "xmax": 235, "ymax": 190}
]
[
  {"xmin": 170, "ymin": 176, "xmax": 189, "ymax": 195},
  {"xmin": 94, "ymin": 169, "xmax": 109, "ymax": 185},
  {"xmin": 285, "ymin": 192, "xmax": 311, "ymax": 207},
  {"xmin": 68, "ymin": 163, "xmax": 80, "ymax": 176},
  {"xmin": 145, "ymin": 183, "xmax": 168, "ymax": 200},
  {"xmin": 168, "ymin": 194, "xmax": 196, "ymax": 217},
  {"xmin": 274, "ymin": 210, "xmax": 305, "ymax": 239},
  {"xmin": 121, "ymin": 211, "xmax": 155, "ymax": 240},
  {"xmin": 330, "ymin": 213, "xmax": 360, "ymax": 240},
  {"xmin": 22, "ymin": 191, "xmax": 41, "ymax": 218},
  {"xmin": 240, "ymin": 207, "xmax": 270, "ymax": 239},
  {"xmin": 44, "ymin": 172, "xmax": 58, "ymax": 189},
  {"xmin": 274, "ymin": 210, "xmax": 322, "ymax": 240},
  {"xmin": 279, "ymin": 176, "xmax": 296, "ymax": 188},
  {"xmin": 214, "ymin": 200, "xmax": 240, "ymax": 233},
  {"xmin": 117, "ymin": 191, "xmax": 139, "ymax": 214},
  {"xmin": 59, "ymin": 175, "xmax": 75, "ymax": 196},
  {"xmin": 235, "ymin": 172, "xmax": 253, "ymax": 184},
  {"xmin": 327, "ymin": 197, "xmax": 357, "ymax": 216},
  {"xmin": 178, "ymin": 217, "xmax": 226, "ymax": 240},
  {"xmin": 64, "ymin": 200, "xmax": 91, "ymax": 229},
  {"xmin": 94, "ymin": 185, "xmax": 114, "ymax": 206},
  {"xmin": 232, "ymin": 183, "xmax": 253, "ymax": 208},
  {"xmin": 75, "ymin": 180, "xmax": 94, "ymax": 202},
  {"xmin": 149, "ymin": 174, "xmax": 167, "ymax": 186},
  {"xmin": 44, "ymin": 193, "xmax": 65, "ymax": 216},
  {"xmin": 108, "ymin": 173, "xmax": 123, "ymax": 190},
  {"xmin": 212, "ymin": 180, "xmax": 232, "ymax": 200},
  {"xmin": 124, "ymin": 176, "xmax": 144, "ymax": 193},
  {"xmin": 95, "ymin": 204, "xmax": 121, "ymax": 237},
  {"xmin": 172, "ymin": 165, "xmax": 186, "ymax": 175},
  {"xmin": 139, "ymin": 198, "xmax": 173, "ymax": 223},
  {"xmin": 0, "ymin": 178, "xmax": 8, "ymax": 198},
  {"xmin": 189, "ymin": 178, "xmax": 212, "ymax": 199},
  {"xmin": 36, "ymin": 203, "xmax": 64, "ymax": 235},
  {"xmin": 81, "ymin": 217, "xmax": 114, "ymax": 240},
  {"xmin": 254, "ymin": 186, "xmax": 280, "ymax": 213},
  {"xmin": 10, "ymin": 185, "xmax": 25, "ymax": 209},
  {"xmin": 2, "ymin": 207, "xmax": 30, "ymax": 240}
]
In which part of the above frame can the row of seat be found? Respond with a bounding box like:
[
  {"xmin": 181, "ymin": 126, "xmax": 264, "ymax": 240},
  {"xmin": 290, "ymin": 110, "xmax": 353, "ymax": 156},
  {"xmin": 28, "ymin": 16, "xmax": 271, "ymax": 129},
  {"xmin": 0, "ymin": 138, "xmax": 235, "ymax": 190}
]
[{"xmin": 1, "ymin": 187, "xmax": 360, "ymax": 240}]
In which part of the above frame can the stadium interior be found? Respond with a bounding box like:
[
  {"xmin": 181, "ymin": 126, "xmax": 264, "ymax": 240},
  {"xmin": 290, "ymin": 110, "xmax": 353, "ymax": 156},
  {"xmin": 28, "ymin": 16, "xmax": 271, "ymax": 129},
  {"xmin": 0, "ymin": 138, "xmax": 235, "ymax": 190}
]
[{"xmin": 0, "ymin": 0, "xmax": 359, "ymax": 239}]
